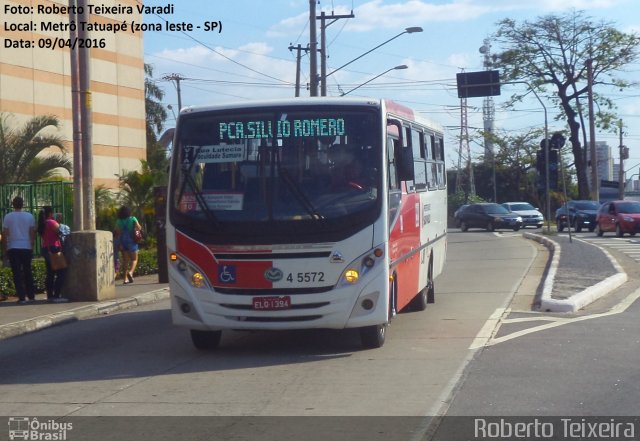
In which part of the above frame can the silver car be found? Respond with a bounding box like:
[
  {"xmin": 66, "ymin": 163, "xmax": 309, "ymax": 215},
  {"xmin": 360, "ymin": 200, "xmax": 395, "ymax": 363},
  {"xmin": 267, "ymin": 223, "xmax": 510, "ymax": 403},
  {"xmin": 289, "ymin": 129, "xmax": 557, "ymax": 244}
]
[{"xmin": 501, "ymin": 202, "xmax": 544, "ymax": 228}]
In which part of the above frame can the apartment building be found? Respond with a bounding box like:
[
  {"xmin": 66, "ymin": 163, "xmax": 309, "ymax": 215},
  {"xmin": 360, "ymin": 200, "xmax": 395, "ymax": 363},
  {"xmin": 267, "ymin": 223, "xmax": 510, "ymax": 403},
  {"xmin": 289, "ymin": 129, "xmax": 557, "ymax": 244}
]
[{"xmin": 0, "ymin": 0, "xmax": 146, "ymax": 189}]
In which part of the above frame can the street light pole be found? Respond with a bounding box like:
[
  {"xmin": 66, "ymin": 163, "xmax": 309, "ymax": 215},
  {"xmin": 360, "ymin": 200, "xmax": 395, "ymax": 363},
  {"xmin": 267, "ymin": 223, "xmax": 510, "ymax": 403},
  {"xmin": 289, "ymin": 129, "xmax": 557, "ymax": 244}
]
[
  {"xmin": 340, "ymin": 65, "xmax": 408, "ymax": 96},
  {"xmin": 325, "ymin": 27, "xmax": 422, "ymax": 82}
]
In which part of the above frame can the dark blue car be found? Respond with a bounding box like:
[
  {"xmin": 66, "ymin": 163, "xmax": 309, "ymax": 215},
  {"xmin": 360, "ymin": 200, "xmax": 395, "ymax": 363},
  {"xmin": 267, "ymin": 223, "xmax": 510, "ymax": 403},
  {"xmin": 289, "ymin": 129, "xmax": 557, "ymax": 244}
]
[{"xmin": 555, "ymin": 200, "xmax": 600, "ymax": 232}]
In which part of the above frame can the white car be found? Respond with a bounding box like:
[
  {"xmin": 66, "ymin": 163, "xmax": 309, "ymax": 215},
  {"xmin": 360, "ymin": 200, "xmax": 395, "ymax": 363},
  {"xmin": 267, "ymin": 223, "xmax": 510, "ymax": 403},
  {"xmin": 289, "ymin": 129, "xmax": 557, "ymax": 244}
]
[{"xmin": 501, "ymin": 202, "xmax": 544, "ymax": 228}]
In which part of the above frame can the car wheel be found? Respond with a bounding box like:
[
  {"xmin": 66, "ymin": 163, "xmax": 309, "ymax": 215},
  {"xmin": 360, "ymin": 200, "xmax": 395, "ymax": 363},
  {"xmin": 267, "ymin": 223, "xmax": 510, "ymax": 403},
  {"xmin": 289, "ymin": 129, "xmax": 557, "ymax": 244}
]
[
  {"xmin": 513, "ymin": 225, "xmax": 520, "ymax": 231},
  {"xmin": 631, "ymin": 232, "xmax": 637, "ymax": 236},
  {"xmin": 190, "ymin": 330, "xmax": 222, "ymax": 350},
  {"xmin": 616, "ymin": 224, "xmax": 624, "ymax": 238},
  {"xmin": 596, "ymin": 224, "xmax": 604, "ymax": 237},
  {"xmin": 575, "ymin": 220, "xmax": 582, "ymax": 233},
  {"xmin": 486, "ymin": 221, "xmax": 495, "ymax": 232},
  {"xmin": 460, "ymin": 221, "xmax": 469, "ymax": 232}
]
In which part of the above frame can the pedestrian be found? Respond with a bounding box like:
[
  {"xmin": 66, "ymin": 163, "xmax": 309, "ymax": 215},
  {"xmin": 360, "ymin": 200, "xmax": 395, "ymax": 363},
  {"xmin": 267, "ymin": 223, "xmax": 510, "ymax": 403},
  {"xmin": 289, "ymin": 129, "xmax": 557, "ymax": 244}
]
[
  {"xmin": 38, "ymin": 206, "xmax": 68, "ymax": 303},
  {"xmin": 114, "ymin": 205, "xmax": 142, "ymax": 284},
  {"xmin": 1, "ymin": 196, "xmax": 36, "ymax": 304},
  {"xmin": 55, "ymin": 213, "xmax": 70, "ymax": 244}
]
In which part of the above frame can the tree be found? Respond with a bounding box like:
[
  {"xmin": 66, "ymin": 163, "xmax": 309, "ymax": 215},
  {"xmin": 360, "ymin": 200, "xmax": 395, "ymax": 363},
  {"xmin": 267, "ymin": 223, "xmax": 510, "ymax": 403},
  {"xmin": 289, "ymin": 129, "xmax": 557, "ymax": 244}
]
[
  {"xmin": 118, "ymin": 161, "xmax": 156, "ymax": 234},
  {"xmin": 144, "ymin": 64, "xmax": 169, "ymax": 185},
  {"xmin": 492, "ymin": 10, "xmax": 640, "ymax": 199},
  {"xmin": 0, "ymin": 113, "xmax": 71, "ymax": 184}
]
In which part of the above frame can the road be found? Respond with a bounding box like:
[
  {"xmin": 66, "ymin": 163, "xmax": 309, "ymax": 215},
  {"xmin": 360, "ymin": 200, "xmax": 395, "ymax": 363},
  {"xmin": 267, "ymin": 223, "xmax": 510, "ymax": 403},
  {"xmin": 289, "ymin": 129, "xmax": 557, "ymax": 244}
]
[{"xmin": 0, "ymin": 230, "xmax": 537, "ymax": 439}]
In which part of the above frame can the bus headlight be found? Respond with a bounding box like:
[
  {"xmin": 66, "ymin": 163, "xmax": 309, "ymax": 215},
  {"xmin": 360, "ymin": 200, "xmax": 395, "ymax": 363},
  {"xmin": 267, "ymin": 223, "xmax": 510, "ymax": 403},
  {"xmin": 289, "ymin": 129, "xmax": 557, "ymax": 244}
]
[
  {"xmin": 344, "ymin": 269, "xmax": 360, "ymax": 284},
  {"xmin": 169, "ymin": 250, "xmax": 211, "ymax": 289},
  {"xmin": 338, "ymin": 245, "xmax": 384, "ymax": 287},
  {"xmin": 192, "ymin": 272, "xmax": 205, "ymax": 288}
]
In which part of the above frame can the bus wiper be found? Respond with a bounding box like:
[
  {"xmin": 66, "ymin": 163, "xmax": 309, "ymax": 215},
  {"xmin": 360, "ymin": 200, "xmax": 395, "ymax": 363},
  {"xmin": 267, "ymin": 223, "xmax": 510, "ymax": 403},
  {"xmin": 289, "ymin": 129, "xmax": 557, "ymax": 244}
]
[
  {"xmin": 185, "ymin": 174, "xmax": 221, "ymax": 228},
  {"xmin": 279, "ymin": 167, "xmax": 324, "ymax": 221},
  {"xmin": 176, "ymin": 145, "xmax": 221, "ymax": 227}
]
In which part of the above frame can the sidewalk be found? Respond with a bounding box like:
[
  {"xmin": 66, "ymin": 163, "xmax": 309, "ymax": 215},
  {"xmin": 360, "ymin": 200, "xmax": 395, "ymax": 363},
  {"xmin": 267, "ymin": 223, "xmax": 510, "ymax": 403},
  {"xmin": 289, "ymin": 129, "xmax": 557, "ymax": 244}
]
[
  {"xmin": 0, "ymin": 274, "xmax": 169, "ymax": 341},
  {"xmin": 524, "ymin": 232, "xmax": 627, "ymax": 312}
]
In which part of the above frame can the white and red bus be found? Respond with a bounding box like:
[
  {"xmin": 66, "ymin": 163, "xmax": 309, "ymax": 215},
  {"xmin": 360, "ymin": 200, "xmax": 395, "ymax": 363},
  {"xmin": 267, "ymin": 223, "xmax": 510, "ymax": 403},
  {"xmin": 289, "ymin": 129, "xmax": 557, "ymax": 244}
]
[{"xmin": 166, "ymin": 97, "xmax": 447, "ymax": 349}]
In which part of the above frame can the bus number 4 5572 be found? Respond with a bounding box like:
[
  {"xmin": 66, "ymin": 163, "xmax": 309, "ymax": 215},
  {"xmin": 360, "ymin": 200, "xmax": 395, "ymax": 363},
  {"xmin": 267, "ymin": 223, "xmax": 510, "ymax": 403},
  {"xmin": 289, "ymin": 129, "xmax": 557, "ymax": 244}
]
[{"xmin": 286, "ymin": 272, "xmax": 325, "ymax": 283}]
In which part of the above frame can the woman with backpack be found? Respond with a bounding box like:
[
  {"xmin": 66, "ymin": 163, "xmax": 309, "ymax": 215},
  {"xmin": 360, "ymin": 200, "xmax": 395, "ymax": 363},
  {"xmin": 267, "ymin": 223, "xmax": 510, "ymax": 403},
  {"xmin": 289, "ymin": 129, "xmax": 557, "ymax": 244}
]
[{"xmin": 114, "ymin": 205, "xmax": 142, "ymax": 284}]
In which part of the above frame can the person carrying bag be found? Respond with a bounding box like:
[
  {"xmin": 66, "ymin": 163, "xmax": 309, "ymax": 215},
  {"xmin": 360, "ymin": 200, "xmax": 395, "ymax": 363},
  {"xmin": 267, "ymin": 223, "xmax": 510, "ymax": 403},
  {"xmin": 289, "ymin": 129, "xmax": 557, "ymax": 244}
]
[
  {"xmin": 38, "ymin": 206, "xmax": 68, "ymax": 303},
  {"xmin": 114, "ymin": 206, "xmax": 142, "ymax": 284}
]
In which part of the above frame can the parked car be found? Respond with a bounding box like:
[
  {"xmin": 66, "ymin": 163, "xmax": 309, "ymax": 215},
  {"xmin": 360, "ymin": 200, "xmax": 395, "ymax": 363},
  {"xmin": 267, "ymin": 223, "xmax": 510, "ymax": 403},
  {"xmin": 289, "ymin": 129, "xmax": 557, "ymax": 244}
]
[
  {"xmin": 501, "ymin": 202, "xmax": 544, "ymax": 228},
  {"xmin": 595, "ymin": 200, "xmax": 640, "ymax": 237},
  {"xmin": 555, "ymin": 200, "xmax": 600, "ymax": 232},
  {"xmin": 458, "ymin": 203, "xmax": 523, "ymax": 232}
]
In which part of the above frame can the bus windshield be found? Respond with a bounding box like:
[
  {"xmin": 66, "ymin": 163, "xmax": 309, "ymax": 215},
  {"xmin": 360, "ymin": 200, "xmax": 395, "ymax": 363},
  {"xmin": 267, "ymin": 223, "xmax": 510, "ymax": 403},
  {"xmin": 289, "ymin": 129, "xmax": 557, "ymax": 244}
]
[{"xmin": 170, "ymin": 105, "xmax": 382, "ymax": 243}]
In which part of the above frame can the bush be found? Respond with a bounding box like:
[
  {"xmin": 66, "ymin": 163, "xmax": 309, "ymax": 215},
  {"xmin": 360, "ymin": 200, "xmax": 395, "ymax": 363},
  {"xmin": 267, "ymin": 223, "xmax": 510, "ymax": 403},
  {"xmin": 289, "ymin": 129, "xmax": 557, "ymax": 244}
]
[
  {"xmin": 1, "ymin": 249, "xmax": 159, "ymax": 298},
  {"xmin": 0, "ymin": 257, "xmax": 47, "ymax": 297}
]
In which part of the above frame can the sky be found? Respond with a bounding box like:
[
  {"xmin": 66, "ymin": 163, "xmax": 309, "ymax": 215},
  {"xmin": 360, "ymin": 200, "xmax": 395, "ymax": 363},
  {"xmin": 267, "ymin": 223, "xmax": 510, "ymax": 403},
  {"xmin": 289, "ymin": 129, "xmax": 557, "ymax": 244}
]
[{"xmin": 141, "ymin": 0, "xmax": 640, "ymax": 174}]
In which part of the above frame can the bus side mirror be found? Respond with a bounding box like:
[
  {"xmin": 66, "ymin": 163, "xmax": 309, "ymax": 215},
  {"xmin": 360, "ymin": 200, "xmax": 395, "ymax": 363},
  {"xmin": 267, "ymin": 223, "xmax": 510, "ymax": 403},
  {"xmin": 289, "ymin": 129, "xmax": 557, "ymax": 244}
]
[
  {"xmin": 388, "ymin": 118, "xmax": 414, "ymax": 182},
  {"xmin": 397, "ymin": 146, "xmax": 414, "ymax": 182}
]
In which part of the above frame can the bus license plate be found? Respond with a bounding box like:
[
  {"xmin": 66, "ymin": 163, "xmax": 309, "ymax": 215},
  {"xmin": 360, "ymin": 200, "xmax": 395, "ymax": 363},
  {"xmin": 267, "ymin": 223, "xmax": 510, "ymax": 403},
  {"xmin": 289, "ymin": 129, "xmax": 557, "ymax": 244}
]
[{"xmin": 252, "ymin": 296, "xmax": 291, "ymax": 310}]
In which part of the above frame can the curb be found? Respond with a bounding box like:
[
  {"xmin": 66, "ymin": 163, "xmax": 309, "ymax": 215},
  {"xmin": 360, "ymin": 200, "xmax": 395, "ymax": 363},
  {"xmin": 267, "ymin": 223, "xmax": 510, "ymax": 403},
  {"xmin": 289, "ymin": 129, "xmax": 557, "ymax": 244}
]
[
  {"xmin": 523, "ymin": 232, "xmax": 627, "ymax": 312},
  {"xmin": 0, "ymin": 288, "xmax": 170, "ymax": 341}
]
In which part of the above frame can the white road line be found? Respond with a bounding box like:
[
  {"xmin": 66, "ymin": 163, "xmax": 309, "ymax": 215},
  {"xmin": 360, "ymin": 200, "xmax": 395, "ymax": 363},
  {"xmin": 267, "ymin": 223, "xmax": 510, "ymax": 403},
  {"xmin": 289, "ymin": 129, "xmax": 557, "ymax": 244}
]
[{"xmin": 481, "ymin": 288, "xmax": 640, "ymax": 347}]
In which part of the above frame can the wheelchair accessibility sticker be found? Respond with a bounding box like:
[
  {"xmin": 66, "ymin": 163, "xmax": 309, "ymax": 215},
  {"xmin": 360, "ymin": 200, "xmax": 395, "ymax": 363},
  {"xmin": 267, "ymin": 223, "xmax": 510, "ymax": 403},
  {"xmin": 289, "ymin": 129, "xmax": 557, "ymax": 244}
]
[{"xmin": 218, "ymin": 264, "xmax": 237, "ymax": 284}]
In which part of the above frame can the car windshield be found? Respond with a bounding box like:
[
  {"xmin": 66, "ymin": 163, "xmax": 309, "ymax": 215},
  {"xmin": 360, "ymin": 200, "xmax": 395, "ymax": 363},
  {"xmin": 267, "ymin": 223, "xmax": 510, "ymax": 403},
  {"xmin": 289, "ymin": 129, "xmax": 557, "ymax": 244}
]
[
  {"xmin": 508, "ymin": 203, "xmax": 535, "ymax": 211},
  {"xmin": 617, "ymin": 202, "xmax": 640, "ymax": 214},
  {"xmin": 574, "ymin": 201, "xmax": 599, "ymax": 210},
  {"xmin": 483, "ymin": 204, "xmax": 509, "ymax": 214}
]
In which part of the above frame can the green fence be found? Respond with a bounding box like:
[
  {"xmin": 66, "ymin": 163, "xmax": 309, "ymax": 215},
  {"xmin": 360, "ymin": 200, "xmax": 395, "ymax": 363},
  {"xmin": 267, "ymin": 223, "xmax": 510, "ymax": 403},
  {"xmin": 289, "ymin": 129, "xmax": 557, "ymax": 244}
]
[{"xmin": 0, "ymin": 181, "xmax": 74, "ymax": 257}]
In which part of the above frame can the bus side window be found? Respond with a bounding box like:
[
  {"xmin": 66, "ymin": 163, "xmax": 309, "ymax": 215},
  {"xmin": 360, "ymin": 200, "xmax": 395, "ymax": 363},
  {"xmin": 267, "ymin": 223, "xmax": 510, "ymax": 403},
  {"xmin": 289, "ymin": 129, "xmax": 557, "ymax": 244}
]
[{"xmin": 387, "ymin": 135, "xmax": 400, "ymax": 190}]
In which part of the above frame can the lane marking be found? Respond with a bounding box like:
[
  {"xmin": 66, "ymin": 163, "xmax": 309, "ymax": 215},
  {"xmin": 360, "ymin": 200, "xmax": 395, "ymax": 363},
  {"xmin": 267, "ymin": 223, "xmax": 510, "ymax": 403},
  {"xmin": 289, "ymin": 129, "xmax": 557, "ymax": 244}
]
[{"xmin": 477, "ymin": 287, "xmax": 640, "ymax": 348}]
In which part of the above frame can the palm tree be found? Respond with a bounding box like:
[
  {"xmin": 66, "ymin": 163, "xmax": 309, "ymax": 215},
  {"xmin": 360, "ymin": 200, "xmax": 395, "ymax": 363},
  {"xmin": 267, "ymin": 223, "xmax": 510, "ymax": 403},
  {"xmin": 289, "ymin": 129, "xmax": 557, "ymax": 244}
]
[
  {"xmin": 118, "ymin": 161, "xmax": 156, "ymax": 233},
  {"xmin": 0, "ymin": 113, "xmax": 71, "ymax": 184}
]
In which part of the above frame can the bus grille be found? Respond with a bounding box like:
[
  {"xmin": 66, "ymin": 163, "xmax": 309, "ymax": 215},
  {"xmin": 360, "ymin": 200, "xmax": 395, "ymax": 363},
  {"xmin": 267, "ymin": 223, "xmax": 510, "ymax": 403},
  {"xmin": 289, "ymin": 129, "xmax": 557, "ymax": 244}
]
[{"xmin": 216, "ymin": 286, "xmax": 333, "ymax": 295}]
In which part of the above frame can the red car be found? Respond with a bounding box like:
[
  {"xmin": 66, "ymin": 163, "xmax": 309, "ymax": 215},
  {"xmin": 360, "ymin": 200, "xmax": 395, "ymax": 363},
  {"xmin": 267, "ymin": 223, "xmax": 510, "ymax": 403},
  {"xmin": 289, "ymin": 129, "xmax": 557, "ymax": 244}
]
[{"xmin": 595, "ymin": 200, "xmax": 640, "ymax": 237}]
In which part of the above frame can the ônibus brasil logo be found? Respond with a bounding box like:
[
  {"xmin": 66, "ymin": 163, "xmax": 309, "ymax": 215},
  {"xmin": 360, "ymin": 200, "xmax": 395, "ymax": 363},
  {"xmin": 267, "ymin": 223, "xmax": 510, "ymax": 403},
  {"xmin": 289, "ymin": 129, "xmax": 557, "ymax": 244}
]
[{"xmin": 8, "ymin": 417, "xmax": 73, "ymax": 440}]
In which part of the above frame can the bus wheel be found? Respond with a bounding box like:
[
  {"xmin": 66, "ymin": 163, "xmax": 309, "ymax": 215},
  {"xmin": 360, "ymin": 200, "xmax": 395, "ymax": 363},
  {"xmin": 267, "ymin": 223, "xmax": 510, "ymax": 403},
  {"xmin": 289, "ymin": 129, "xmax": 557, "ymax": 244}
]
[
  {"xmin": 410, "ymin": 257, "xmax": 434, "ymax": 311},
  {"xmin": 360, "ymin": 324, "xmax": 386, "ymax": 349},
  {"xmin": 190, "ymin": 329, "xmax": 222, "ymax": 350}
]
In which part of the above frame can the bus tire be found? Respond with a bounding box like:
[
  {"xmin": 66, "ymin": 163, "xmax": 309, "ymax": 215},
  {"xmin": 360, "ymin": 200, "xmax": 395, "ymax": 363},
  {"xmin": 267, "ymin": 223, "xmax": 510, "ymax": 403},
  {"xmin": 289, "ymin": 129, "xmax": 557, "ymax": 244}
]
[
  {"xmin": 410, "ymin": 257, "xmax": 434, "ymax": 311},
  {"xmin": 190, "ymin": 329, "xmax": 222, "ymax": 350},
  {"xmin": 360, "ymin": 324, "xmax": 387, "ymax": 349}
]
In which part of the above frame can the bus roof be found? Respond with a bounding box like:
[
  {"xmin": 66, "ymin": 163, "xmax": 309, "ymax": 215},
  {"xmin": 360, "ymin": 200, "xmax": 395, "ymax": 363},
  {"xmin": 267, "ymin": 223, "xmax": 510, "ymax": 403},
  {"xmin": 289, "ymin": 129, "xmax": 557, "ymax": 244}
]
[{"xmin": 178, "ymin": 97, "xmax": 443, "ymax": 133}]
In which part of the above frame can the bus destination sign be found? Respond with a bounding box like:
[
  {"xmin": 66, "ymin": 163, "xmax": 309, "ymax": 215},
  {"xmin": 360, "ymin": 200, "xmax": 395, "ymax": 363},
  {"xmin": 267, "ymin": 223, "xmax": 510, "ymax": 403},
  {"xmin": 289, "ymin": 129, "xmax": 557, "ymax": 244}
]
[{"xmin": 219, "ymin": 118, "xmax": 346, "ymax": 140}]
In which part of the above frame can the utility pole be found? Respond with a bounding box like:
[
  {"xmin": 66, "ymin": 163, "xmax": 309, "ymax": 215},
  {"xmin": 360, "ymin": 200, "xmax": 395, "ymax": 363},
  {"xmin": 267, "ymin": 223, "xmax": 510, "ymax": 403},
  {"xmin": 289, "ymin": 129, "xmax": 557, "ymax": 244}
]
[
  {"xmin": 460, "ymin": 94, "xmax": 475, "ymax": 197},
  {"xmin": 288, "ymin": 44, "xmax": 309, "ymax": 97},
  {"xmin": 163, "ymin": 74, "xmax": 184, "ymax": 110},
  {"xmin": 78, "ymin": 0, "xmax": 95, "ymax": 230},
  {"xmin": 587, "ymin": 58, "xmax": 599, "ymax": 201},
  {"xmin": 619, "ymin": 119, "xmax": 626, "ymax": 200},
  {"xmin": 479, "ymin": 38, "xmax": 496, "ymax": 202},
  {"xmin": 309, "ymin": 0, "xmax": 318, "ymax": 96},
  {"xmin": 317, "ymin": 10, "xmax": 354, "ymax": 96},
  {"xmin": 69, "ymin": 0, "xmax": 83, "ymax": 231}
]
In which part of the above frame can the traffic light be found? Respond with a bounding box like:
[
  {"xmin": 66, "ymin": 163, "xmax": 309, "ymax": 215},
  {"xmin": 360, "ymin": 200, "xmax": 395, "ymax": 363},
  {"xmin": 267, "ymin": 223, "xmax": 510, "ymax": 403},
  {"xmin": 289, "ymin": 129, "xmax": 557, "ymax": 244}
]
[
  {"xmin": 550, "ymin": 132, "xmax": 566, "ymax": 149},
  {"xmin": 536, "ymin": 137, "xmax": 559, "ymax": 190},
  {"xmin": 548, "ymin": 148, "xmax": 558, "ymax": 190}
]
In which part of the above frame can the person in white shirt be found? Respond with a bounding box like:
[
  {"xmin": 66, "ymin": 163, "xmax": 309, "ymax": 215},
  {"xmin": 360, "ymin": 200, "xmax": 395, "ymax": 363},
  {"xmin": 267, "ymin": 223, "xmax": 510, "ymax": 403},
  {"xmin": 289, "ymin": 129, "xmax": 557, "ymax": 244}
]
[{"xmin": 2, "ymin": 196, "xmax": 36, "ymax": 304}]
